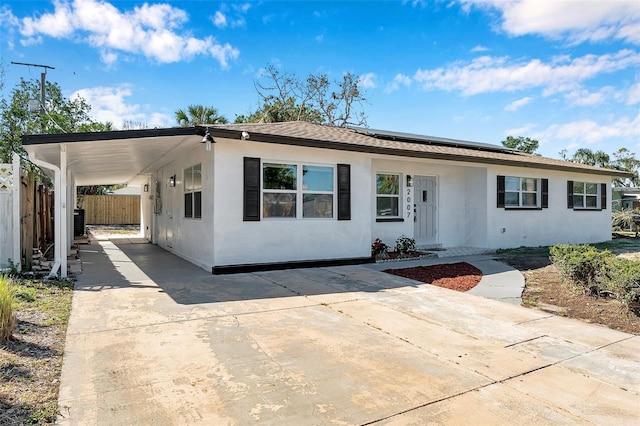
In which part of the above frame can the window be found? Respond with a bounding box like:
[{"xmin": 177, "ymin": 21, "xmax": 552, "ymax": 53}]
[
  {"xmin": 262, "ymin": 162, "xmax": 334, "ymax": 218},
  {"xmin": 568, "ymin": 181, "xmax": 606, "ymax": 210},
  {"xmin": 376, "ymin": 173, "xmax": 400, "ymax": 217},
  {"xmin": 184, "ymin": 164, "xmax": 202, "ymax": 218},
  {"xmin": 497, "ymin": 176, "xmax": 548, "ymax": 209}
]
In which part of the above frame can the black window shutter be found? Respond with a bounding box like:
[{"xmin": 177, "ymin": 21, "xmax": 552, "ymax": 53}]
[
  {"xmin": 243, "ymin": 157, "xmax": 261, "ymax": 221},
  {"xmin": 541, "ymin": 178, "xmax": 549, "ymax": 208},
  {"xmin": 337, "ymin": 164, "xmax": 351, "ymax": 220},
  {"xmin": 600, "ymin": 183, "xmax": 607, "ymax": 210},
  {"xmin": 567, "ymin": 180, "xmax": 574, "ymax": 209},
  {"xmin": 497, "ymin": 175, "xmax": 505, "ymax": 208}
]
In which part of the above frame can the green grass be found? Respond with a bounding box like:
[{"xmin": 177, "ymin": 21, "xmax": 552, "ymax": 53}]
[
  {"xmin": 1, "ymin": 277, "xmax": 73, "ymax": 425},
  {"xmin": 495, "ymin": 246, "xmax": 551, "ymax": 257},
  {"xmin": 0, "ymin": 275, "xmax": 16, "ymax": 342}
]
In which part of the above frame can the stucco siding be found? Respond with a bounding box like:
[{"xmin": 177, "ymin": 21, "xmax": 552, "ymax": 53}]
[
  {"xmin": 212, "ymin": 139, "xmax": 372, "ymax": 267},
  {"xmin": 153, "ymin": 145, "xmax": 214, "ymax": 270},
  {"xmin": 486, "ymin": 167, "xmax": 611, "ymax": 249}
]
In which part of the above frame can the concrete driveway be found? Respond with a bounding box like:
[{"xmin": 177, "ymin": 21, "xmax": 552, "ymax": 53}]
[{"xmin": 58, "ymin": 241, "xmax": 640, "ymax": 425}]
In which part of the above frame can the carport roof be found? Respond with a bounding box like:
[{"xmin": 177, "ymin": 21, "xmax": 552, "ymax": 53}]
[
  {"xmin": 22, "ymin": 127, "xmax": 200, "ymax": 185},
  {"xmin": 22, "ymin": 121, "xmax": 631, "ymax": 186}
]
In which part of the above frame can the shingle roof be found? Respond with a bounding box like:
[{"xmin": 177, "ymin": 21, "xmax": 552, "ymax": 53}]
[{"xmin": 201, "ymin": 121, "xmax": 631, "ymax": 178}]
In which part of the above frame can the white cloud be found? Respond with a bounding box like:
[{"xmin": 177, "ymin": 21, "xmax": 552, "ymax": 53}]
[
  {"xmin": 359, "ymin": 72, "xmax": 377, "ymax": 89},
  {"xmin": 315, "ymin": 34, "xmax": 324, "ymax": 43},
  {"xmin": 71, "ymin": 84, "xmax": 172, "ymax": 128},
  {"xmin": 464, "ymin": 0, "xmax": 640, "ymax": 45},
  {"xmin": 627, "ymin": 82, "xmax": 640, "ymax": 105},
  {"xmin": 535, "ymin": 112, "xmax": 640, "ymax": 144},
  {"xmin": 213, "ymin": 11, "xmax": 227, "ymax": 28},
  {"xmin": 505, "ymin": 96, "xmax": 533, "ymax": 111},
  {"xmin": 564, "ymin": 86, "xmax": 615, "ymax": 107},
  {"xmin": 471, "ymin": 45, "xmax": 489, "ymax": 52},
  {"xmin": 412, "ymin": 50, "xmax": 640, "ymax": 96},
  {"xmin": 17, "ymin": 0, "xmax": 239, "ymax": 67},
  {"xmin": 384, "ymin": 73, "xmax": 412, "ymax": 93}
]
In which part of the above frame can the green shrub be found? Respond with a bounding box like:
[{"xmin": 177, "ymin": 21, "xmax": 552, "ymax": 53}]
[
  {"xmin": 371, "ymin": 238, "xmax": 389, "ymax": 259},
  {"xmin": 605, "ymin": 258, "xmax": 640, "ymax": 311},
  {"xmin": 549, "ymin": 244, "xmax": 613, "ymax": 296},
  {"xmin": 395, "ymin": 235, "xmax": 416, "ymax": 256},
  {"xmin": 0, "ymin": 275, "xmax": 16, "ymax": 342}
]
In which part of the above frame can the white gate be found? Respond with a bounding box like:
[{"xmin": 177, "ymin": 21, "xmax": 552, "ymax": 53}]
[{"xmin": 0, "ymin": 154, "xmax": 21, "ymax": 271}]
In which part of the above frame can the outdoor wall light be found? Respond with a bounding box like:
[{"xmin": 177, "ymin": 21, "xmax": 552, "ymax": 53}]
[
  {"xmin": 406, "ymin": 174, "xmax": 414, "ymax": 187},
  {"xmin": 168, "ymin": 175, "xmax": 176, "ymax": 187},
  {"xmin": 201, "ymin": 128, "xmax": 215, "ymax": 152},
  {"xmin": 143, "ymin": 183, "xmax": 149, "ymax": 192}
]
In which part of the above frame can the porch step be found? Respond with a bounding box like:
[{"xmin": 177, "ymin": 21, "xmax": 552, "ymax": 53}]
[
  {"xmin": 420, "ymin": 246, "xmax": 495, "ymax": 258},
  {"xmin": 416, "ymin": 244, "xmax": 443, "ymax": 251}
]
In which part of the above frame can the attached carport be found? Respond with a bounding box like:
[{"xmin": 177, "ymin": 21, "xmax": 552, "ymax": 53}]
[{"xmin": 22, "ymin": 127, "xmax": 202, "ymax": 277}]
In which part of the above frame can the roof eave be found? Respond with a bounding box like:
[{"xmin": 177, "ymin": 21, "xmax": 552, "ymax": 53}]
[
  {"xmin": 21, "ymin": 127, "xmax": 196, "ymax": 145},
  {"xmin": 205, "ymin": 127, "xmax": 632, "ymax": 179}
]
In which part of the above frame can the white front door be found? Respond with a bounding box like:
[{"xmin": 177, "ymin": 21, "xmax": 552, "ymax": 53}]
[{"xmin": 413, "ymin": 176, "xmax": 437, "ymax": 245}]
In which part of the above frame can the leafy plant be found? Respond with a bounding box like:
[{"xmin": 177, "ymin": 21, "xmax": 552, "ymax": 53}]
[
  {"xmin": 0, "ymin": 275, "xmax": 16, "ymax": 342},
  {"xmin": 395, "ymin": 235, "xmax": 416, "ymax": 256},
  {"xmin": 611, "ymin": 208, "xmax": 640, "ymax": 232},
  {"xmin": 549, "ymin": 244, "xmax": 612, "ymax": 296},
  {"xmin": 371, "ymin": 238, "xmax": 389, "ymax": 259}
]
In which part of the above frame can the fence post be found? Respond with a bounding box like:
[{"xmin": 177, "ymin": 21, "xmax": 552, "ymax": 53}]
[{"xmin": 12, "ymin": 153, "xmax": 21, "ymax": 272}]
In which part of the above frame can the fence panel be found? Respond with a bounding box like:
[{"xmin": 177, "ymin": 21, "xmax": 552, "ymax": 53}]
[
  {"xmin": 0, "ymin": 163, "xmax": 13, "ymax": 268},
  {"xmin": 82, "ymin": 195, "xmax": 140, "ymax": 225}
]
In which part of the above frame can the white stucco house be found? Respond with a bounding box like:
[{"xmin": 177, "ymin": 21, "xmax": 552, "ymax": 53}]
[{"xmin": 22, "ymin": 121, "xmax": 631, "ymax": 276}]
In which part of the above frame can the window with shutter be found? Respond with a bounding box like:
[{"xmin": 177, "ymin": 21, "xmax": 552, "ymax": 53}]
[
  {"xmin": 497, "ymin": 175, "xmax": 547, "ymax": 209},
  {"xmin": 569, "ymin": 181, "xmax": 605, "ymax": 210}
]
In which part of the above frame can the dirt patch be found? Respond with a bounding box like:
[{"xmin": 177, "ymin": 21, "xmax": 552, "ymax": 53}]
[
  {"xmin": 0, "ymin": 278, "xmax": 73, "ymax": 424},
  {"xmin": 384, "ymin": 262, "xmax": 482, "ymax": 292},
  {"xmin": 497, "ymin": 244, "xmax": 640, "ymax": 336}
]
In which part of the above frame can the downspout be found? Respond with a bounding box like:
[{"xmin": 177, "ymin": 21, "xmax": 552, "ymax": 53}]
[{"xmin": 29, "ymin": 151, "xmax": 67, "ymax": 278}]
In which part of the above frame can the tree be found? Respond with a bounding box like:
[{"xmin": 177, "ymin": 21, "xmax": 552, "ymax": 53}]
[
  {"xmin": 0, "ymin": 77, "xmax": 108, "ymax": 162},
  {"xmin": 612, "ymin": 148, "xmax": 640, "ymax": 187},
  {"xmin": 237, "ymin": 64, "xmax": 367, "ymax": 127},
  {"xmin": 175, "ymin": 105, "xmax": 228, "ymax": 127},
  {"xmin": 501, "ymin": 136, "xmax": 539, "ymax": 154},
  {"xmin": 559, "ymin": 147, "xmax": 640, "ymax": 187}
]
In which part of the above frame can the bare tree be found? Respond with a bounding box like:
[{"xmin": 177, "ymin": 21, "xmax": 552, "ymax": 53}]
[{"xmin": 240, "ymin": 64, "xmax": 367, "ymax": 127}]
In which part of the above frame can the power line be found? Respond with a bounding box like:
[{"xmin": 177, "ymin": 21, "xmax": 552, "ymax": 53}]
[{"xmin": 11, "ymin": 61, "xmax": 56, "ymax": 132}]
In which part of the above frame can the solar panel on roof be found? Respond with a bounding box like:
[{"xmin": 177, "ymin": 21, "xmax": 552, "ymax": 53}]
[{"xmin": 349, "ymin": 126, "xmax": 518, "ymax": 154}]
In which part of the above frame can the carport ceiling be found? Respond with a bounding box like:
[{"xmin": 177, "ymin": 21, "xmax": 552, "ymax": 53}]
[{"xmin": 22, "ymin": 128, "xmax": 202, "ymax": 186}]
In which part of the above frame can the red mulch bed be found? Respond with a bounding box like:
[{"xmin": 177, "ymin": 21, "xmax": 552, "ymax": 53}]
[{"xmin": 383, "ymin": 262, "xmax": 483, "ymax": 292}]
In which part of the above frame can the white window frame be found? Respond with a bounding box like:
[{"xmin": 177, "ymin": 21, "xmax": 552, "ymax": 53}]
[
  {"xmin": 504, "ymin": 176, "xmax": 540, "ymax": 208},
  {"xmin": 262, "ymin": 161, "xmax": 335, "ymax": 219},
  {"xmin": 572, "ymin": 181, "xmax": 600, "ymax": 210},
  {"xmin": 376, "ymin": 173, "xmax": 401, "ymax": 218}
]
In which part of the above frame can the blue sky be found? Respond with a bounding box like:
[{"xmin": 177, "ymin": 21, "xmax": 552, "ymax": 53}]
[{"xmin": 1, "ymin": 0, "xmax": 639, "ymax": 159}]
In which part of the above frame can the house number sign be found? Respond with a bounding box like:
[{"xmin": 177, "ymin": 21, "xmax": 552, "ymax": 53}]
[{"xmin": 406, "ymin": 187, "xmax": 413, "ymax": 219}]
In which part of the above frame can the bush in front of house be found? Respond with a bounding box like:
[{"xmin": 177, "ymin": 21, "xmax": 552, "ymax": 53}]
[
  {"xmin": 549, "ymin": 244, "xmax": 613, "ymax": 296},
  {"xmin": 395, "ymin": 235, "xmax": 416, "ymax": 257},
  {"xmin": 371, "ymin": 238, "xmax": 389, "ymax": 259},
  {"xmin": 0, "ymin": 275, "xmax": 16, "ymax": 342},
  {"xmin": 603, "ymin": 258, "xmax": 640, "ymax": 311},
  {"xmin": 549, "ymin": 244, "xmax": 640, "ymax": 312}
]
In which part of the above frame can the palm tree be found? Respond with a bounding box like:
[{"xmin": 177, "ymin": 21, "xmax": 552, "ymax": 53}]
[{"xmin": 175, "ymin": 105, "xmax": 228, "ymax": 127}]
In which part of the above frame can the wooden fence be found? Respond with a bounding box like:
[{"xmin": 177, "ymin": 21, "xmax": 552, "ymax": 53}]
[
  {"xmin": 20, "ymin": 171, "xmax": 55, "ymax": 267},
  {"xmin": 81, "ymin": 195, "xmax": 141, "ymax": 225}
]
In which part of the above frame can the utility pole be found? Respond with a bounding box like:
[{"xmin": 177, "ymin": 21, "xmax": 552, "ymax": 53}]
[{"xmin": 11, "ymin": 61, "xmax": 55, "ymax": 132}]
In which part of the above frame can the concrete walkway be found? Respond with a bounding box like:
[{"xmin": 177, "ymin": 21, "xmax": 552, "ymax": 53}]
[
  {"xmin": 365, "ymin": 254, "xmax": 525, "ymax": 305},
  {"xmin": 58, "ymin": 241, "xmax": 640, "ymax": 425}
]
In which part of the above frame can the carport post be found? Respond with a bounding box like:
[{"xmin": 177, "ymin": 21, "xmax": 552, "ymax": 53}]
[{"xmin": 29, "ymin": 146, "xmax": 68, "ymax": 278}]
